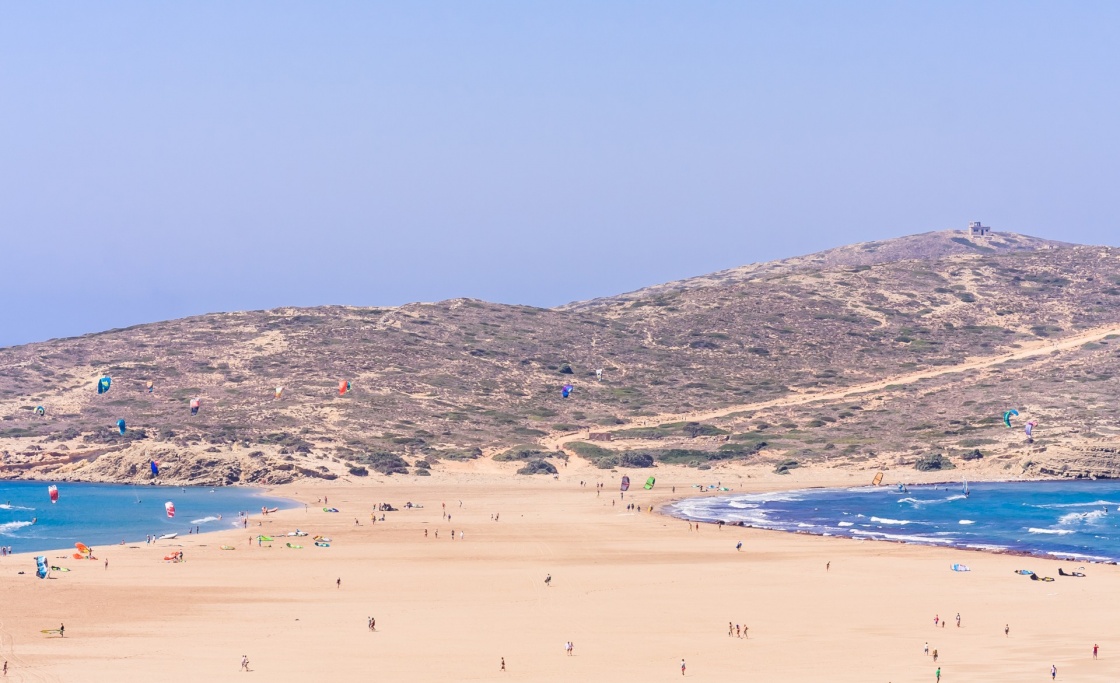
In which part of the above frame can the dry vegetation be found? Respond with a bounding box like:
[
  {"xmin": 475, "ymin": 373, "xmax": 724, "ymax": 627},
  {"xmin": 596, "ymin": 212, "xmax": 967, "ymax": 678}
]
[{"xmin": 2, "ymin": 231, "xmax": 1119, "ymax": 485}]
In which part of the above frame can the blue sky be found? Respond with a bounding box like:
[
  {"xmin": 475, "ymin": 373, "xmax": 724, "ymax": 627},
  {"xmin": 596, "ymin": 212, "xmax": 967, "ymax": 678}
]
[{"xmin": 2, "ymin": 2, "xmax": 1117, "ymax": 347}]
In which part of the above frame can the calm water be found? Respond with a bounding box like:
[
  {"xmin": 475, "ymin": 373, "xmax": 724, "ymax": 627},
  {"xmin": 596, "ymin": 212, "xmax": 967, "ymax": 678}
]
[
  {"xmin": 665, "ymin": 480, "xmax": 1120, "ymax": 563},
  {"xmin": 0, "ymin": 481, "xmax": 293, "ymax": 554}
]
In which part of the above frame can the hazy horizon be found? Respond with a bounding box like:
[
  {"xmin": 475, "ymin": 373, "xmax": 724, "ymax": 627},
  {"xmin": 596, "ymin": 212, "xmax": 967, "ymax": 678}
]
[{"xmin": 3, "ymin": 3, "xmax": 1118, "ymax": 347}]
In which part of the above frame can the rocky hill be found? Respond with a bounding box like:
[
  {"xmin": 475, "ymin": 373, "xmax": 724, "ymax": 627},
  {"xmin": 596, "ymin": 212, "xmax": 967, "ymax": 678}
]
[
  {"xmin": 564, "ymin": 230, "xmax": 1071, "ymax": 310},
  {"xmin": 2, "ymin": 230, "xmax": 1119, "ymax": 485}
]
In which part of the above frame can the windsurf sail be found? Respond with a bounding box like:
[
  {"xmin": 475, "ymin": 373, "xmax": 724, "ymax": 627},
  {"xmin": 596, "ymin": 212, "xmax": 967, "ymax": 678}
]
[
  {"xmin": 48, "ymin": 484, "xmax": 58, "ymax": 504},
  {"xmin": 644, "ymin": 476, "xmax": 656, "ymax": 490},
  {"xmin": 190, "ymin": 398, "xmax": 200, "ymax": 416},
  {"xmin": 35, "ymin": 555, "xmax": 49, "ymax": 579},
  {"xmin": 951, "ymin": 563, "xmax": 970, "ymax": 572},
  {"xmin": 35, "ymin": 405, "xmax": 45, "ymax": 416},
  {"xmin": 75, "ymin": 542, "xmax": 90, "ymax": 555},
  {"xmin": 117, "ymin": 419, "xmax": 126, "ymax": 435},
  {"xmin": 872, "ymin": 471, "xmax": 883, "ymax": 486},
  {"xmin": 621, "ymin": 475, "xmax": 630, "ymax": 492},
  {"xmin": 97, "ymin": 376, "xmax": 111, "ymax": 394},
  {"xmin": 150, "ymin": 460, "xmax": 159, "ymax": 476},
  {"xmin": 165, "ymin": 501, "xmax": 175, "ymax": 518}
]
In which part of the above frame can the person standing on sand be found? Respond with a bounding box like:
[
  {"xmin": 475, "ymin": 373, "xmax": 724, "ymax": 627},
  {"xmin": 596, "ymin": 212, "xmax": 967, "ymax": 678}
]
[
  {"xmin": 924, "ymin": 642, "xmax": 929, "ymax": 656},
  {"xmin": 934, "ymin": 614, "xmax": 939, "ymax": 626},
  {"xmin": 1051, "ymin": 664, "xmax": 1057, "ymax": 679},
  {"xmin": 59, "ymin": 623, "xmax": 64, "ymax": 638},
  {"xmin": 1005, "ymin": 624, "xmax": 1009, "ymax": 637},
  {"xmin": 241, "ymin": 655, "xmax": 249, "ymax": 672},
  {"xmin": 736, "ymin": 541, "xmax": 742, "ymax": 551},
  {"xmin": 336, "ymin": 577, "xmax": 341, "ymax": 589},
  {"xmin": 681, "ymin": 658, "xmax": 686, "ymax": 676},
  {"xmin": 500, "ymin": 657, "xmax": 505, "ymax": 672},
  {"xmin": 932, "ymin": 650, "xmax": 938, "ymax": 662},
  {"xmin": 1093, "ymin": 643, "xmax": 1098, "ymax": 659},
  {"xmin": 956, "ymin": 613, "xmax": 961, "ymax": 627},
  {"xmin": 826, "ymin": 561, "xmax": 830, "ymax": 571},
  {"xmin": 545, "ymin": 574, "xmax": 551, "ymax": 587},
  {"xmin": 935, "ymin": 667, "xmax": 940, "ymax": 681}
]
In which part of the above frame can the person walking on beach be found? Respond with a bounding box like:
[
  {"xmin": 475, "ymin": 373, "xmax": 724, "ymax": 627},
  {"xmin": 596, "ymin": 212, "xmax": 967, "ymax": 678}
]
[
  {"xmin": 934, "ymin": 614, "xmax": 939, "ymax": 627},
  {"xmin": 681, "ymin": 658, "xmax": 686, "ymax": 676},
  {"xmin": 500, "ymin": 657, "xmax": 505, "ymax": 672},
  {"xmin": 1051, "ymin": 663, "xmax": 1057, "ymax": 679},
  {"xmin": 935, "ymin": 667, "xmax": 940, "ymax": 681},
  {"xmin": 1005, "ymin": 624, "xmax": 1010, "ymax": 637},
  {"xmin": 241, "ymin": 655, "xmax": 249, "ymax": 672},
  {"xmin": 932, "ymin": 649, "xmax": 938, "ymax": 662},
  {"xmin": 1093, "ymin": 643, "xmax": 1099, "ymax": 659},
  {"xmin": 956, "ymin": 612, "xmax": 961, "ymax": 628},
  {"xmin": 924, "ymin": 642, "xmax": 929, "ymax": 656},
  {"xmin": 545, "ymin": 574, "xmax": 552, "ymax": 587},
  {"xmin": 826, "ymin": 561, "xmax": 830, "ymax": 571},
  {"xmin": 336, "ymin": 577, "xmax": 341, "ymax": 589},
  {"xmin": 736, "ymin": 541, "xmax": 742, "ymax": 551},
  {"xmin": 59, "ymin": 623, "xmax": 64, "ymax": 638},
  {"xmin": 728, "ymin": 622, "xmax": 733, "ymax": 637}
]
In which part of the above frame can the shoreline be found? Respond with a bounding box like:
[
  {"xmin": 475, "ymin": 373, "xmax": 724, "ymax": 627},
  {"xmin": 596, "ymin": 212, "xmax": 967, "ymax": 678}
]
[
  {"xmin": 661, "ymin": 477, "xmax": 1120, "ymax": 565},
  {"xmin": 0, "ymin": 481, "xmax": 297, "ymax": 559}
]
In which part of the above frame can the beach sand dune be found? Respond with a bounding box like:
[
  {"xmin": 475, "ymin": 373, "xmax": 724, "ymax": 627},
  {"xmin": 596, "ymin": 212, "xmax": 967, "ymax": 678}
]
[{"xmin": 2, "ymin": 467, "xmax": 1119, "ymax": 681}]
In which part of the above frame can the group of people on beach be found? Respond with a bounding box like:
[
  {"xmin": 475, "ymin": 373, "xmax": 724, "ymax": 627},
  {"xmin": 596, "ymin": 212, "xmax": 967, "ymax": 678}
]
[{"xmin": 0, "ymin": 546, "xmax": 13, "ymax": 556}]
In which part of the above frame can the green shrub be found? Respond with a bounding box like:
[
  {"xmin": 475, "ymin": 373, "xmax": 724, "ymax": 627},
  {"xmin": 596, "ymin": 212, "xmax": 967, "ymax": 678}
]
[
  {"xmin": 517, "ymin": 459, "xmax": 558, "ymax": 475},
  {"xmin": 914, "ymin": 453, "xmax": 955, "ymax": 471}
]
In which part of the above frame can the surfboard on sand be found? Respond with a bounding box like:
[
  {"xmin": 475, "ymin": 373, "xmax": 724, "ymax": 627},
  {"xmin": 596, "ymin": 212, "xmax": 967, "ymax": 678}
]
[{"xmin": 41, "ymin": 629, "xmax": 61, "ymax": 634}]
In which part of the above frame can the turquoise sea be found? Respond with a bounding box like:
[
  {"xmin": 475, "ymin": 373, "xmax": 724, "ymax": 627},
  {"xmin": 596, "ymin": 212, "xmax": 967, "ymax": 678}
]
[
  {"xmin": 665, "ymin": 480, "xmax": 1120, "ymax": 563},
  {"xmin": 0, "ymin": 481, "xmax": 293, "ymax": 554}
]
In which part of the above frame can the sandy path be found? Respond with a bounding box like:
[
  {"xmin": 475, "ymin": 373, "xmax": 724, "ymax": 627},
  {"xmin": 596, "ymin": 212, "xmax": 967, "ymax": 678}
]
[{"xmin": 541, "ymin": 324, "xmax": 1120, "ymax": 450}]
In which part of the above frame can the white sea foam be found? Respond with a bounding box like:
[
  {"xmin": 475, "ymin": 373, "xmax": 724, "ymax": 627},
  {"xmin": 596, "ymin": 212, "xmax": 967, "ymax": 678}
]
[
  {"xmin": 869, "ymin": 516, "xmax": 912, "ymax": 525},
  {"xmin": 850, "ymin": 530, "xmax": 953, "ymax": 544},
  {"xmin": 0, "ymin": 504, "xmax": 35, "ymax": 511},
  {"xmin": 897, "ymin": 494, "xmax": 966, "ymax": 507},
  {"xmin": 1045, "ymin": 551, "xmax": 1111, "ymax": 562},
  {"xmin": 190, "ymin": 516, "xmax": 220, "ymax": 524},
  {"xmin": 1033, "ymin": 500, "xmax": 1120, "ymax": 510},
  {"xmin": 1058, "ymin": 510, "xmax": 1108, "ymax": 526},
  {"xmin": 959, "ymin": 520, "xmax": 976, "ymax": 525},
  {"xmin": 0, "ymin": 521, "xmax": 34, "ymax": 535},
  {"xmin": 837, "ymin": 521, "xmax": 854, "ymax": 527},
  {"xmin": 1028, "ymin": 528, "xmax": 1076, "ymax": 535}
]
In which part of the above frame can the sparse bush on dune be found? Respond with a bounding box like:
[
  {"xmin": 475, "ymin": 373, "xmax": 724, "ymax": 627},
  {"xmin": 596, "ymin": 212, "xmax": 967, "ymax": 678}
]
[{"xmin": 517, "ymin": 459, "xmax": 557, "ymax": 475}]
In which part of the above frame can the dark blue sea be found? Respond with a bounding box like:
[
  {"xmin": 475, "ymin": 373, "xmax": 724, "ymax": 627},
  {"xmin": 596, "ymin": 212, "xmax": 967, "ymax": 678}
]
[
  {"xmin": 665, "ymin": 480, "xmax": 1120, "ymax": 563},
  {"xmin": 0, "ymin": 481, "xmax": 293, "ymax": 554}
]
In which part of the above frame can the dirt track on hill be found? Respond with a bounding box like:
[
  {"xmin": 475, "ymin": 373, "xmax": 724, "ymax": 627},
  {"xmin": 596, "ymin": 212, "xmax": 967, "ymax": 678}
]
[{"xmin": 541, "ymin": 324, "xmax": 1120, "ymax": 451}]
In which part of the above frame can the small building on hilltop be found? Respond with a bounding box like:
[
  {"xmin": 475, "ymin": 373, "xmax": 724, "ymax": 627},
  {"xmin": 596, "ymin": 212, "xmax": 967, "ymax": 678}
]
[{"xmin": 967, "ymin": 221, "xmax": 990, "ymax": 236}]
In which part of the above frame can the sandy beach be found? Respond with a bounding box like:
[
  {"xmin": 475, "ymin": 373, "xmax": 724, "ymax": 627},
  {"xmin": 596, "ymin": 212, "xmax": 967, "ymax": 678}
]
[{"xmin": 3, "ymin": 461, "xmax": 1119, "ymax": 682}]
